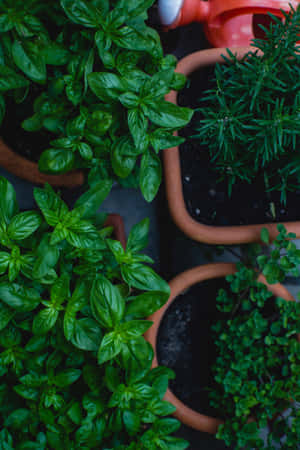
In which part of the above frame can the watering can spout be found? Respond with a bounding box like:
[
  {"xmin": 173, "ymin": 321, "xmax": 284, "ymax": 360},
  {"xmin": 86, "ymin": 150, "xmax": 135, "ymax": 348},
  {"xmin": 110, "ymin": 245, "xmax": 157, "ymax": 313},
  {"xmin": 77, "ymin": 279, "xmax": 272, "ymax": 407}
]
[{"xmin": 158, "ymin": 0, "xmax": 209, "ymax": 28}]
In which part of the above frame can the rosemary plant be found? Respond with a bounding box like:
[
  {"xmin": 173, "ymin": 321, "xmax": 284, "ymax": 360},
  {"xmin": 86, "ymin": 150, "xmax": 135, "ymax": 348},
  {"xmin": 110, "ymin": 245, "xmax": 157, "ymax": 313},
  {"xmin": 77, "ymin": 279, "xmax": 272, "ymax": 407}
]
[{"xmin": 194, "ymin": 6, "xmax": 300, "ymax": 213}]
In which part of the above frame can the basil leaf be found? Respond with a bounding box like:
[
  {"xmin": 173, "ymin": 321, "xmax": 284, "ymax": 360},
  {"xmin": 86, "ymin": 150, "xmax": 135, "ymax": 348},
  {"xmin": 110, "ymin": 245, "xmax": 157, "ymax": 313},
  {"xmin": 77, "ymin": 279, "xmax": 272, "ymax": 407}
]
[
  {"xmin": 88, "ymin": 72, "xmax": 125, "ymax": 101},
  {"xmin": 91, "ymin": 277, "xmax": 125, "ymax": 328},
  {"xmin": 119, "ymin": 320, "xmax": 152, "ymax": 338},
  {"xmin": 122, "ymin": 263, "xmax": 170, "ymax": 295},
  {"xmin": 34, "ymin": 184, "xmax": 68, "ymax": 226},
  {"xmin": 12, "ymin": 40, "xmax": 46, "ymax": 84},
  {"xmin": 0, "ymin": 283, "xmax": 40, "ymax": 312},
  {"xmin": 97, "ymin": 331, "xmax": 122, "ymax": 364},
  {"xmin": 42, "ymin": 42, "xmax": 70, "ymax": 65},
  {"xmin": 8, "ymin": 211, "xmax": 41, "ymax": 240},
  {"xmin": 0, "ymin": 302, "xmax": 15, "ymax": 331},
  {"xmin": 0, "ymin": 251, "xmax": 9, "ymax": 274},
  {"xmin": 128, "ymin": 109, "xmax": 148, "ymax": 151},
  {"xmin": 126, "ymin": 218, "xmax": 149, "ymax": 253},
  {"xmin": 125, "ymin": 291, "xmax": 166, "ymax": 319},
  {"xmin": 71, "ymin": 318, "xmax": 102, "ymax": 351},
  {"xmin": 111, "ymin": 137, "xmax": 138, "ymax": 178},
  {"xmin": 144, "ymin": 100, "xmax": 193, "ymax": 128},
  {"xmin": 32, "ymin": 308, "xmax": 59, "ymax": 335},
  {"xmin": 54, "ymin": 369, "xmax": 81, "ymax": 387},
  {"xmin": 75, "ymin": 180, "xmax": 112, "ymax": 219},
  {"xmin": 38, "ymin": 148, "xmax": 75, "ymax": 174},
  {"xmin": 0, "ymin": 177, "xmax": 18, "ymax": 225},
  {"xmin": 95, "ymin": 30, "xmax": 114, "ymax": 69},
  {"xmin": 140, "ymin": 151, "xmax": 162, "ymax": 202},
  {"xmin": 33, "ymin": 234, "xmax": 60, "ymax": 279},
  {"xmin": 61, "ymin": 0, "xmax": 101, "ymax": 27},
  {"xmin": 0, "ymin": 65, "xmax": 29, "ymax": 91}
]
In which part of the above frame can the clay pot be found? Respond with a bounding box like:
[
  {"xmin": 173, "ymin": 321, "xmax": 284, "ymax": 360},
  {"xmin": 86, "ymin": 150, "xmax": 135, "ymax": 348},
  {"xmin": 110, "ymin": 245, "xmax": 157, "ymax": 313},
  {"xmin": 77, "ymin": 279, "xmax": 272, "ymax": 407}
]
[
  {"xmin": 104, "ymin": 213, "xmax": 126, "ymax": 249},
  {"xmin": 163, "ymin": 47, "xmax": 300, "ymax": 244},
  {"xmin": 144, "ymin": 262, "xmax": 296, "ymax": 433},
  {"xmin": 0, "ymin": 138, "xmax": 84, "ymax": 188}
]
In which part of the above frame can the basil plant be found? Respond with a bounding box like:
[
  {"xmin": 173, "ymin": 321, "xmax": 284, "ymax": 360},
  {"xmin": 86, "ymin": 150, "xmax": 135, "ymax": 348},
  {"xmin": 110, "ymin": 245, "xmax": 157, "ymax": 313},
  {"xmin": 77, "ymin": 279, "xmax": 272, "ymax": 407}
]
[
  {"xmin": 0, "ymin": 0, "xmax": 193, "ymax": 201},
  {"xmin": 0, "ymin": 177, "xmax": 188, "ymax": 449}
]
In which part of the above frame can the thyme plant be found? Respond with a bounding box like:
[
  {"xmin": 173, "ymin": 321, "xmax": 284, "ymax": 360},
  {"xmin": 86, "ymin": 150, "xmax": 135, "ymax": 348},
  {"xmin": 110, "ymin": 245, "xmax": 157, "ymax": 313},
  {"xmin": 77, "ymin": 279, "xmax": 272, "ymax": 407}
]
[
  {"xmin": 194, "ymin": 6, "xmax": 300, "ymax": 212},
  {"xmin": 212, "ymin": 226, "xmax": 300, "ymax": 449},
  {"xmin": 0, "ymin": 176, "xmax": 188, "ymax": 449}
]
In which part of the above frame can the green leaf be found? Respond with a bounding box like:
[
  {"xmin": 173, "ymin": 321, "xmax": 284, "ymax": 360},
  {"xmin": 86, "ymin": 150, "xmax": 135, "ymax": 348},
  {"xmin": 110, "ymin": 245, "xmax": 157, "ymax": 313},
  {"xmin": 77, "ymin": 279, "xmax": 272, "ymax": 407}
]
[
  {"xmin": 126, "ymin": 218, "xmax": 149, "ymax": 253},
  {"xmin": 0, "ymin": 251, "xmax": 9, "ymax": 274},
  {"xmin": 122, "ymin": 263, "xmax": 170, "ymax": 295},
  {"xmin": 0, "ymin": 65, "xmax": 29, "ymax": 91},
  {"xmin": 88, "ymin": 72, "xmax": 125, "ymax": 101},
  {"xmin": 151, "ymin": 129, "xmax": 185, "ymax": 153},
  {"xmin": 38, "ymin": 148, "xmax": 75, "ymax": 174},
  {"xmin": 0, "ymin": 283, "xmax": 40, "ymax": 312},
  {"xmin": 33, "ymin": 234, "xmax": 60, "ymax": 279},
  {"xmin": 54, "ymin": 369, "xmax": 81, "ymax": 387},
  {"xmin": 95, "ymin": 30, "xmax": 114, "ymax": 68},
  {"xmin": 78, "ymin": 142, "xmax": 93, "ymax": 160},
  {"xmin": 91, "ymin": 277, "xmax": 125, "ymax": 328},
  {"xmin": 75, "ymin": 180, "xmax": 112, "ymax": 219},
  {"xmin": 61, "ymin": 0, "xmax": 101, "ymax": 27},
  {"xmin": 8, "ymin": 211, "xmax": 41, "ymax": 240},
  {"xmin": 123, "ymin": 410, "xmax": 141, "ymax": 435},
  {"xmin": 32, "ymin": 308, "xmax": 59, "ymax": 335},
  {"xmin": 34, "ymin": 184, "xmax": 68, "ymax": 226},
  {"xmin": 0, "ymin": 302, "xmax": 15, "ymax": 331},
  {"xmin": 14, "ymin": 385, "xmax": 39, "ymax": 401},
  {"xmin": 71, "ymin": 318, "xmax": 102, "ymax": 351},
  {"xmin": 119, "ymin": 320, "xmax": 152, "ymax": 338},
  {"xmin": 144, "ymin": 100, "xmax": 193, "ymax": 128},
  {"xmin": 128, "ymin": 109, "xmax": 148, "ymax": 152},
  {"xmin": 140, "ymin": 151, "xmax": 162, "ymax": 202},
  {"xmin": 5, "ymin": 409, "xmax": 31, "ymax": 429},
  {"xmin": 12, "ymin": 40, "xmax": 46, "ymax": 84},
  {"xmin": 98, "ymin": 331, "xmax": 122, "ymax": 364},
  {"xmin": 111, "ymin": 137, "xmax": 138, "ymax": 178},
  {"xmin": 42, "ymin": 42, "xmax": 70, "ymax": 65},
  {"xmin": 261, "ymin": 227, "xmax": 270, "ymax": 244},
  {"xmin": 0, "ymin": 94, "xmax": 5, "ymax": 125},
  {"xmin": 0, "ymin": 177, "xmax": 18, "ymax": 225},
  {"xmin": 125, "ymin": 291, "xmax": 166, "ymax": 319}
]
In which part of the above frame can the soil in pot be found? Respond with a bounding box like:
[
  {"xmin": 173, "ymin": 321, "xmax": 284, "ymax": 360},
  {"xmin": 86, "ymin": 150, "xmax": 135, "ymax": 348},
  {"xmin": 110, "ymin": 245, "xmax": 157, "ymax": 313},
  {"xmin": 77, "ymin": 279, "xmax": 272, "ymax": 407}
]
[
  {"xmin": 1, "ymin": 89, "xmax": 53, "ymax": 163},
  {"xmin": 157, "ymin": 277, "xmax": 228, "ymax": 418},
  {"xmin": 178, "ymin": 67, "xmax": 300, "ymax": 226}
]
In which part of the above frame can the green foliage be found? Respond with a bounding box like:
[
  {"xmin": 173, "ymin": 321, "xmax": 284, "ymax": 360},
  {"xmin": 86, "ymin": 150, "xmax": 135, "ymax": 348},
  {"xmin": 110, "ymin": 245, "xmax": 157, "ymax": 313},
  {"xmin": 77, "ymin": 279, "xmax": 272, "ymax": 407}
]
[
  {"xmin": 0, "ymin": 176, "xmax": 188, "ymax": 449},
  {"xmin": 211, "ymin": 225, "xmax": 300, "ymax": 449},
  {"xmin": 0, "ymin": 0, "xmax": 192, "ymax": 202},
  {"xmin": 194, "ymin": 6, "xmax": 300, "ymax": 205}
]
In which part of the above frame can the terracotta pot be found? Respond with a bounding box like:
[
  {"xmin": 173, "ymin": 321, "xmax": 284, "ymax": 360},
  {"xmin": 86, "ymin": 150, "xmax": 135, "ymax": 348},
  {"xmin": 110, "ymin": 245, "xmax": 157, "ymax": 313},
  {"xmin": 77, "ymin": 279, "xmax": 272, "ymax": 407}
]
[
  {"xmin": 0, "ymin": 138, "xmax": 84, "ymax": 188},
  {"xmin": 164, "ymin": 47, "xmax": 300, "ymax": 244},
  {"xmin": 104, "ymin": 213, "xmax": 126, "ymax": 249},
  {"xmin": 144, "ymin": 262, "xmax": 297, "ymax": 433}
]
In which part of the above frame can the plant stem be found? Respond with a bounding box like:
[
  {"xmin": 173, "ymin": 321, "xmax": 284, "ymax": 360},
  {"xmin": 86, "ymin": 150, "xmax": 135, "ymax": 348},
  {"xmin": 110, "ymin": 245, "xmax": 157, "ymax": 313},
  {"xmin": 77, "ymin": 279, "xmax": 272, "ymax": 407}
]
[{"xmin": 264, "ymin": 171, "xmax": 276, "ymax": 220}]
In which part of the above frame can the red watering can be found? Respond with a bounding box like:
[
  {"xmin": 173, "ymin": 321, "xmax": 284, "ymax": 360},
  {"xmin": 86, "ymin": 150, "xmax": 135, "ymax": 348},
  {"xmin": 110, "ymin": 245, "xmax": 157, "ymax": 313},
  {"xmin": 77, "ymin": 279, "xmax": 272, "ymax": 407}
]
[{"xmin": 158, "ymin": 0, "xmax": 300, "ymax": 47}]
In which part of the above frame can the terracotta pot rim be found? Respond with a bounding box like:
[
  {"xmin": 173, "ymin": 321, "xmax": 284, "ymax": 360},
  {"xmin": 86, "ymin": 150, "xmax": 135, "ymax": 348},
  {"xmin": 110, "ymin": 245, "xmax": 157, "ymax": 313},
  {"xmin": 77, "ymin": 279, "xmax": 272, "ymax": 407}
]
[
  {"xmin": 144, "ymin": 262, "xmax": 295, "ymax": 433},
  {"xmin": 0, "ymin": 137, "xmax": 84, "ymax": 188},
  {"xmin": 164, "ymin": 46, "xmax": 300, "ymax": 244}
]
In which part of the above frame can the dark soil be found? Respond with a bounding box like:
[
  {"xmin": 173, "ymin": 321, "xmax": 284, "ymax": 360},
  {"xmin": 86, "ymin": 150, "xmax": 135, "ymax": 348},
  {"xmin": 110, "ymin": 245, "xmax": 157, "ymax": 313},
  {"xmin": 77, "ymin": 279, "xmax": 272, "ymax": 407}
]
[
  {"xmin": 179, "ymin": 67, "xmax": 300, "ymax": 226},
  {"xmin": 1, "ymin": 92, "xmax": 53, "ymax": 163},
  {"xmin": 157, "ymin": 277, "xmax": 228, "ymax": 417}
]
